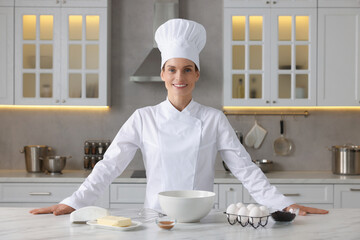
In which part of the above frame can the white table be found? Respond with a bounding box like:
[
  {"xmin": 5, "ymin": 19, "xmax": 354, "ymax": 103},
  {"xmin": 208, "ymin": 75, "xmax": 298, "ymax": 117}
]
[{"xmin": 1, "ymin": 207, "xmax": 359, "ymax": 240}]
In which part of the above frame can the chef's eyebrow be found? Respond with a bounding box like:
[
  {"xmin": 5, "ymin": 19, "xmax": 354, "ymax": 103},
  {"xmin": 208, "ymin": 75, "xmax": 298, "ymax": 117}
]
[{"xmin": 166, "ymin": 65, "xmax": 194, "ymax": 68}]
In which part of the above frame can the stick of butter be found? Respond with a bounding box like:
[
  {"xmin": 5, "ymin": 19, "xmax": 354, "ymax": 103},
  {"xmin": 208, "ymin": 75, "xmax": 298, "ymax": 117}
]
[{"xmin": 97, "ymin": 215, "xmax": 132, "ymax": 227}]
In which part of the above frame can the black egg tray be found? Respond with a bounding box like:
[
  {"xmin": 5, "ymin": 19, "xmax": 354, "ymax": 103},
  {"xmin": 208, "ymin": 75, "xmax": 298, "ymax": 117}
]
[{"xmin": 224, "ymin": 212, "xmax": 270, "ymax": 229}]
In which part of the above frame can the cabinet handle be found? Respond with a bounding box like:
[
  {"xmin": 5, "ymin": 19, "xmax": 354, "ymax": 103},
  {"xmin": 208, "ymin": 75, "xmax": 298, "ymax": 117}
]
[
  {"xmin": 284, "ymin": 193, "xmax": 300, "ymax": 197},
  {"xmin": 62, "ymin": 100, "xmax": 66, "ymax": 103},
  {"xmin": 29, "ymin": 192, "xmax": 51, "ymax": 196},
  {"xmin": 350, "ymin": 188, "xmax": 360, "ymax": 192},
  {"xmin": 56, "ymin": 0, "xmax": 60, "ymax": 3},
  {"xmin": 266, "ymin": 100, "xmax": 270, "ymax": 104},
  {"xmin": 56, "ymin": 99, "xmax": 60, "ymax": 103},
  {"xmin": 273, "ymin": 1, "xmax": 277, "ymax": 4},
  {"xmin": 63, "ymin": 0, "xmax": 66, "ymax": 3},
  {"xmin": 266, "ymin": 1, "xmax": 270, "ymax": 3},
  {"xmin": 272, "ymin": 100, "xmax": 276, "ymax": 104},
  {"xmin": 228, "ymin": 188, "xmax": 234, "ymax": 191}
]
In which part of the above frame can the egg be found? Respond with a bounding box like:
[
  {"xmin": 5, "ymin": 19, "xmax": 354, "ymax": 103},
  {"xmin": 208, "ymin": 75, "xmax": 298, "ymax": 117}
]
[
  {"xmin": 237, "ymin": 206, "xmax": 249, "ymax": 224},
  {"xmin": 248, "ymin": 206, "xmax": 261, "ymax": 225},
  {"xmin": 226, "ymin": 203, "xmax": 238, "ymax": 222},
  {"xmin": 247, "ymin": 203, "xmax": 256, "ymax": 211},
  {"xmin": 236, "ymin": 202, "xmax": 245, "ymax": 209},
  {"xmin": 259, "ymin": 205, "xmax": 269, "ymax": 217}
]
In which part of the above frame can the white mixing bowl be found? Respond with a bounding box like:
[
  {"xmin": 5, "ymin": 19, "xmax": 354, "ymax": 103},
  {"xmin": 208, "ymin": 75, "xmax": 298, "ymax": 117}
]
[{"xmin": 158, "ymin": 190, "xmax": 216, "ymax": 223}]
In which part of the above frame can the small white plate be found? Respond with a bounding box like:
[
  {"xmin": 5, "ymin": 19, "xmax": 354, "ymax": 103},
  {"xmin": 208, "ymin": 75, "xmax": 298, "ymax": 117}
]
[{"xmin": 86, "ymin": 220, "xmax": 142, "ymax": 231}]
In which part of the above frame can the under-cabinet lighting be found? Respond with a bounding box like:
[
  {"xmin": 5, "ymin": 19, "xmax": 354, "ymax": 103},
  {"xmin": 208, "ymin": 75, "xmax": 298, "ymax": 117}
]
[
  {"xmin": 223, "ymin": 106, "xmax": 360, "ymax": 112},
  {"xmin": 0, "ymin": 105, "xmax": 110, "ymax": 111}
]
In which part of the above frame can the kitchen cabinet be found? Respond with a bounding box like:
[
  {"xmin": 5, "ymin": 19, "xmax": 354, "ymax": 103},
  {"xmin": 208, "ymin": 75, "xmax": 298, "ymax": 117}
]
[
  {"xmin": 110, "ymin": 183, "xmax": 146, "ymax": 208},
  {"xmin": 243, "ymin": 184, "xmax": 334, "ymax": 209},
  {"xmin": 317, "ymin": 7, "xmax": 360, "ymax": 106},
  {"xmin": 334, "ymin": 184, "xmax": 360, "ymax": 208},
  {"xmin": 110, "ymin": 183, "xmax": 220, "ymax": 209},
  {"xmin": 0, "ymin": 0, "xmax": 14, "ymax": 105},
  {"xmin": 318, "ymin": 0, "xmax": 360, "ymax": 7},
  {"xmin": 218, "ymin": 184, "xmax": 243, "ymax": 209},
  {"xmin": 0, "ymin": 182, "xmax": 110, "ymax": 208},
  {"xmin": 223, "ymin": 3, "xmax": 317, "ymax": 107},
  {"xmin": 224, "ymin": 0, "xmax": 317, "ymax": 8},
  {"xmin": 14, "ymin": 0, "xmax": 110, "ymax": 106}
]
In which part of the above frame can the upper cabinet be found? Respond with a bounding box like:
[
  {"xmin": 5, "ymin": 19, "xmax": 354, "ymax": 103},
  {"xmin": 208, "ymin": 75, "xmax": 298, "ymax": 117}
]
[
  {"xmin": 223, "ymin": 2, "xmax": 317, "ymax": 107},
  {"xmin": 224, "ymin": 0, "xmax": 317, "ymax": 8},
  {"xmin": 0, "ymin": 0, "xmax": 14, "ymax": 105},
  {"xmin": 14, "ymin": 0, "xmax": 110, "ymax": 106},
  {"xmin": 317, "ymin": 2, "xmax": 360, "ymax": 106}
]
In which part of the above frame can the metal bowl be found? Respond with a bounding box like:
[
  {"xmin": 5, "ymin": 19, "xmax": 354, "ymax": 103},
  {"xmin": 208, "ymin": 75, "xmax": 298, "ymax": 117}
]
[
  {"xmin": 43, "ymin": 156, "xmax": 70, "ymax": 174},
  {"xmin": 253, "ymin": 159, "xmax": 273, "ymax": 173}
]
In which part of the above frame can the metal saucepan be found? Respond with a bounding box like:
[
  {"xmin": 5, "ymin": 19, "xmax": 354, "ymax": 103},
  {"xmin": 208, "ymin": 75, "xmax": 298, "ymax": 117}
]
[{"xmin": 273, "ymin": 120, "xmax": 293, "ymax": 156}]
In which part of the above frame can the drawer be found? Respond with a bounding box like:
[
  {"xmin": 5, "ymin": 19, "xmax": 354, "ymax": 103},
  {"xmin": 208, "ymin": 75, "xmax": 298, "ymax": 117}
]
[
  {"xmin": 110, "ymin": 184, "xmax": 146, "ymax": 203},
  {"xmin": 243, "ymin": 184, "xmax": 334, "ymax": 204},
  {"xmin": 0, "ymin": 183, "xmax": 80, "ymax": 203}
]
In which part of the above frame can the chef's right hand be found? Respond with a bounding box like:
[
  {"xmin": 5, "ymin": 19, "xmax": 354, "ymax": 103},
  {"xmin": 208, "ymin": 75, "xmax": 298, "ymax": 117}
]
[{"xmin": 29, "ymin": 204, "xmax": 75, "ymax": 216}]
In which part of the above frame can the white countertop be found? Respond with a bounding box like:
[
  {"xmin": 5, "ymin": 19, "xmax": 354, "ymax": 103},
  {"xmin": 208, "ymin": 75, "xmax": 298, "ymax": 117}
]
[
  {"xmin": 0, "ymin": 169, "xmax": 360, "ymax": 184},
  {"xmin": 1, "ymin": 207, "xmax": 359, "ymax": 240}
]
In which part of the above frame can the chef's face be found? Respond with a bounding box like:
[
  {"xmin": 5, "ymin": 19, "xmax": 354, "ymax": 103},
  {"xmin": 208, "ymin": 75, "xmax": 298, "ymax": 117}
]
[{"xmin": 161, "ymin": 58, "xmax": 200, "ymax": 99}]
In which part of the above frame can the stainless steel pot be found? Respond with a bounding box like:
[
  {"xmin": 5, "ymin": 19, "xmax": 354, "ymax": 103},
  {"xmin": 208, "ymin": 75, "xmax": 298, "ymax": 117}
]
[
  {"xmin": 332, "ymin": 145, "xmax": 360, "ymax": 175},
  {"xmin": 20, "ymin": 145, "xmax": 51, "ymax": 173}
]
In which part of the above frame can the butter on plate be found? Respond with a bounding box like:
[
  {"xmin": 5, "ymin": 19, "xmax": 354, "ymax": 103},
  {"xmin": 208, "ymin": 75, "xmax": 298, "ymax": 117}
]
[{"xmin": 97, "ymin": 216, "xmax": 132, "ymax": 227}]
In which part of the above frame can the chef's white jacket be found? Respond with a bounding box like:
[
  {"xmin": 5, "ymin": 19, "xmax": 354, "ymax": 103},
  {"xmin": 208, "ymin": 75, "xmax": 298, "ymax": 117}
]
[{"xmin": 61, "ymin": 99, "xmax": 294, "ymax": 211}]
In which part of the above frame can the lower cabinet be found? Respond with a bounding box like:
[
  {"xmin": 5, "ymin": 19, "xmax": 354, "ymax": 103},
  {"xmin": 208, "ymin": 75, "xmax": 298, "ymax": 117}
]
[
  {"xmin": 0, "ymin": 182, "xmax": 359, "ymax": 209},
  {"xmin": 110, "ymin": 183, "xmax": 220, "ymax": 209},
  {"xmin": 218, "ymin": 184, "xmax": 243, "ymax": 210},
  {"xmin": 110, "ymin": 183, "xmax": 146, "ymax": 208},
  {"xmin": 0, "ymin": 183, "xmax": 110, "ymax": 208},
  {"xmin": 334, "ymin": 184, "xmax": 360, "ymax": 208},
  {"xmin": 243, "ymin": 184, "xmax": 334, "ymax": 209}
]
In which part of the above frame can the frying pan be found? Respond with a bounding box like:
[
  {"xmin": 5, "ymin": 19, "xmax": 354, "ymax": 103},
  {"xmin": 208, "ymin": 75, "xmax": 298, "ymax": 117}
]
[{"xmin": 274, "ymin": 120, "xmax": 293, "ymax": 156}]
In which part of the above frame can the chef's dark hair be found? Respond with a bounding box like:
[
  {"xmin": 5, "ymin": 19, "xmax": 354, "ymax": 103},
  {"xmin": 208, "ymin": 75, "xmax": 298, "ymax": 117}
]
[{"xmin": 162, "ymin": 62, "xmax": 199, "ymax": 72}]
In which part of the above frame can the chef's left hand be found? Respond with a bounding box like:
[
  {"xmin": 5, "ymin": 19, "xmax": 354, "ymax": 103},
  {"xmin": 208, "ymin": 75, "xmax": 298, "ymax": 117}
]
[{"xmin": 285, "ymin": 204, "xmax": 329, "ymax": 216}]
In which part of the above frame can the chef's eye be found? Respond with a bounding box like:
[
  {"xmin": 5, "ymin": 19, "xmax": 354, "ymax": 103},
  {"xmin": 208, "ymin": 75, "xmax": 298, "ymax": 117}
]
[
  {"xmin": 168, "ymin": 68, "xmax": 175, "ymax": 73},
  {"xmin": 184, "ymin": 68, "xmax": 192, "ymax": 73}
]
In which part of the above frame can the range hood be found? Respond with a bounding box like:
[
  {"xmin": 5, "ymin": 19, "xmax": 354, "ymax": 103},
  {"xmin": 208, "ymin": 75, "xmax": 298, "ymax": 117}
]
[{"xmin": 130, "ymin": 0, "xmax": 179, "ymax": 82}]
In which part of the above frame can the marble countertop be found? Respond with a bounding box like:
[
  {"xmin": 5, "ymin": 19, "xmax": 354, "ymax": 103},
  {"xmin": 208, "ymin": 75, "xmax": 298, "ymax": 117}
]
[
  {"xmin": 0, "ymin": 169, "xmax": 360, "ymax": 184},
  {"xmin": 1, "ymin": 207, "xmax": 359, "ymax": 240}
]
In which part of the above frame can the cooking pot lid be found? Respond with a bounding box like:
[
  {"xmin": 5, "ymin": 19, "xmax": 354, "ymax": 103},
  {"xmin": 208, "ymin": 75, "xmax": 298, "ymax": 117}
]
[{"xmin": 332, "ymin": 145, "xmax": 360, "ymax": 150}]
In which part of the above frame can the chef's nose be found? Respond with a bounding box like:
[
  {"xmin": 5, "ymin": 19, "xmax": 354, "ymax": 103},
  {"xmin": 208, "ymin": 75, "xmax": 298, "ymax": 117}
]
[{"xmin": 175, "ymin": 70, "xmax": 184, "ymax": 81}]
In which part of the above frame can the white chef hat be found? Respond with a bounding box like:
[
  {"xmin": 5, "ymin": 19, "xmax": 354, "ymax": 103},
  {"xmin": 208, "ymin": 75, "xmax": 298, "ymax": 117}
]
[{"xmin": 155, "ymin": 18, "xmax": 206, "ymax": 70}]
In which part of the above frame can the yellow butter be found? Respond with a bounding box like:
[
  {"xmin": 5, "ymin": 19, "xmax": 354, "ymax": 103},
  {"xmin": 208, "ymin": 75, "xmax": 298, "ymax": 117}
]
[{"xmin": 97, "ymin": 215, "xmax": 132, "ymax": 227}]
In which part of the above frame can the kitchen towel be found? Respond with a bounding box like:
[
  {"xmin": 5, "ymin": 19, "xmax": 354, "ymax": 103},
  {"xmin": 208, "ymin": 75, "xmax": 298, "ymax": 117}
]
[{"xmin": 244, "ymin": 120, "xmax": 267, "ymax": 149}]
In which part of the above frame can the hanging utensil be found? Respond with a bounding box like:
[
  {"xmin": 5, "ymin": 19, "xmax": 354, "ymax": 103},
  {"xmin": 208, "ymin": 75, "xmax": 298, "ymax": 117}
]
[{"xmin": 273, "ymin": 119, "xmax": 293, "ymax": 156}]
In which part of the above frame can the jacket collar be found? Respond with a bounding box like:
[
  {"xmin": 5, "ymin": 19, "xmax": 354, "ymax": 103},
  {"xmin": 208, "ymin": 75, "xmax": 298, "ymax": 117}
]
[{"xmin": 162, "ymin": 98, "xmax": 199, "ymax": 117}]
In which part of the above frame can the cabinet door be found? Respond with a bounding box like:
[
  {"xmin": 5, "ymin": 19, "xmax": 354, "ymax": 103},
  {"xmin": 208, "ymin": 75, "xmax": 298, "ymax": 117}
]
[
  {"xmin": 219, "ymin": 184, "xmax": 243, "ymax": 210},
  {"xmin": 15, "ymin": 8, "xmax": 61, "ymax": 105},
  {"xmin": 60, "ymin": 7, "xmax": 108, "ymax": 106},
  {"xmin": 334, "ymin": 184, "xmax": 360, "ymax": 208},
  {"xmin": 270, "ymin": 8, "xmax": 317, "ymax": 106},
  {"xmin": 318, "ymin": 8, "xmax": 360, "ymax": 106},
  {"xmin": 318, "ymin": 0, "xmax": 360, "ymax": 7},
  {"xmin": 15, "ymin": 0, "xmax": 62, "ymax": 7},
  {"xmin": 223, "ymin": 8, "xmax": 271, "ymax": 107},
  {"xmin": 0, "ymin": 7, "xmax": 14, "ymax": 105},
  {"xmin": 243, "ymin": 184, "xmax": 334, "ymax": 204},
  {"xmin": 224, "ymin": 0, "xmax": 316, "ymax": 8},
  {"xmin": 63, "ymin": 0, "xmax": 108, "ymax": 8}
]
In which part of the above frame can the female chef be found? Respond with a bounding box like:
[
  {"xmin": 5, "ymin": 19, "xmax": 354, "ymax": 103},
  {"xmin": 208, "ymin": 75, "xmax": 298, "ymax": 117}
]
[{"xmin": 30, "ymin": 19, "xmax": 328, "ymax": 216}]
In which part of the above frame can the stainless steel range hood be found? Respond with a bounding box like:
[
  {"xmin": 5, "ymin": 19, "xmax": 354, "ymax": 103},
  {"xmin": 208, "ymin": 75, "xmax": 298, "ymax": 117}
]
[{"xmin": 130, "ymin": 0, "xmax": 179, "ymax": 82}]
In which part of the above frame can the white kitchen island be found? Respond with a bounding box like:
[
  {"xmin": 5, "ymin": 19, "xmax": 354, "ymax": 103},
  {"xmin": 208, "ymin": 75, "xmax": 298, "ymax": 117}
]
[{"xmin": 0, "ymin": 207, "xmax": 359, "ymax": 240}]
